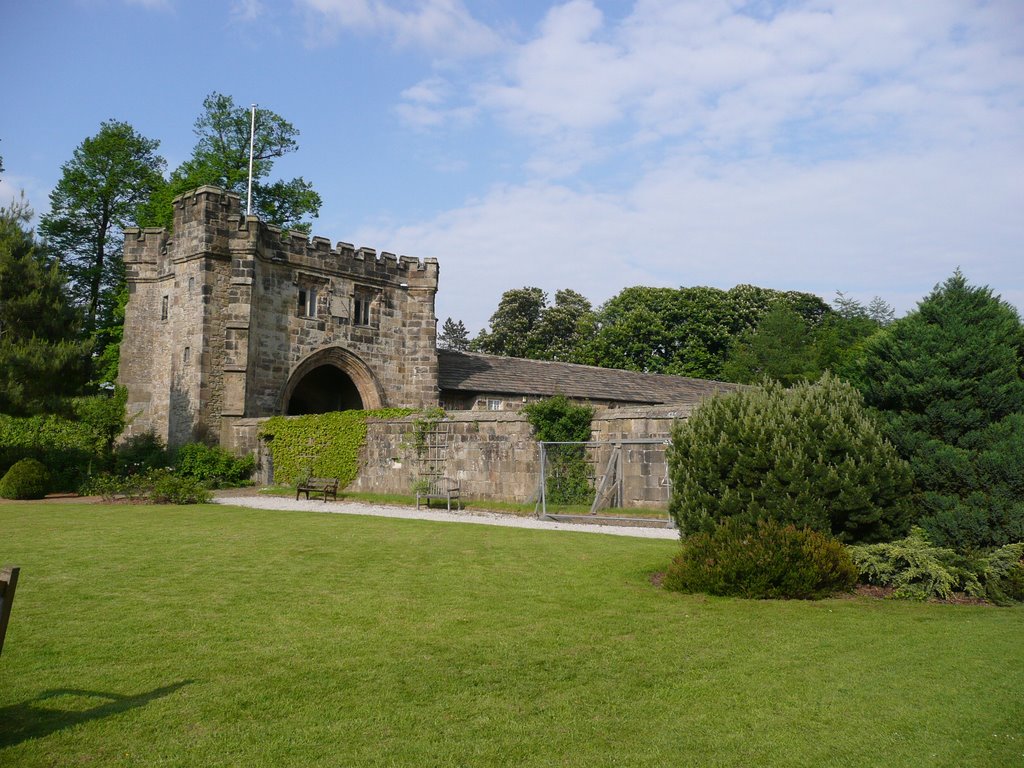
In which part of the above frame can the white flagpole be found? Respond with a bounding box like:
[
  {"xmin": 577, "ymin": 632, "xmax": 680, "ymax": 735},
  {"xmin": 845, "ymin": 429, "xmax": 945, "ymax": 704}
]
[{"xmin": 246, "ymin": 103, "xmax": 257, "ymax": 217}]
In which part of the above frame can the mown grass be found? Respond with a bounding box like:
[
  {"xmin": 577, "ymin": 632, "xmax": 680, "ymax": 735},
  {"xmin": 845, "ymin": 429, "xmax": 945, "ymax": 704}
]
[{"xmin": 1, "ymin": 501, "xmax": 1021, "ymax": 767}]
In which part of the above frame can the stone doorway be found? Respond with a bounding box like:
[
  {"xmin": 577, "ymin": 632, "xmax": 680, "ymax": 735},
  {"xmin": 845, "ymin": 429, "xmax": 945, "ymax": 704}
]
[
  {"xmin": 286, "ymin": 365, "xmax": 364, "ymax": 414},
  {"xmin": 280, "ymin": 346, "xmax": 386, "ymax": 415}
]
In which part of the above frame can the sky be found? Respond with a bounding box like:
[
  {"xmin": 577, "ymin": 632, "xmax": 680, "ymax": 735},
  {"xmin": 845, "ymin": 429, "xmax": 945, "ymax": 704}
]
[{"xmin": 1, "ymin": 0, "xmax": 1022, "ymax": 334}]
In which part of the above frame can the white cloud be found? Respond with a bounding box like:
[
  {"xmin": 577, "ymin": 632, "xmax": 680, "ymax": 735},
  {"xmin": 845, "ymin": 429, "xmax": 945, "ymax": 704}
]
[
  {"xmin": 359, "ymin": 142, "xmax": 1023, "ymax": 333},
  {"xmin": 230, "ymin": 0, "xmax": 266, "ymax": 22},
  {"xmin": 395, "ymin": 77, "xmax": 477, "ymax": 128},
  {"xmin": 298, "ymin": 0, "xmax": 502, "ymax": 58},
  {"xmin": 468, "ymin": 0, "xmax": 1024, "ymax": 170}
]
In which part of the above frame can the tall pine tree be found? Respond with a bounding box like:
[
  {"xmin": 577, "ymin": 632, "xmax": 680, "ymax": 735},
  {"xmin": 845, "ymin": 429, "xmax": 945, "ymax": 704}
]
[
  {"xmin": 0, "ymin": 196, "xmax": 89, "ymax": 414},
  {"xmin": 858, "ymin": 271, "xmax": 1024, "ymax": 549}
]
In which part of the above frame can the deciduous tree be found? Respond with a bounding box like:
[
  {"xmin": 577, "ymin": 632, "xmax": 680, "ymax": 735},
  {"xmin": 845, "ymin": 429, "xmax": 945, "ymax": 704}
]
[
  {"xmin": 143, "ymin": 93, "xmax": 321, "ymax": 232},
  {"xmin": 471, "ymin": 287, "xmax": 547, "ymax": 357}
]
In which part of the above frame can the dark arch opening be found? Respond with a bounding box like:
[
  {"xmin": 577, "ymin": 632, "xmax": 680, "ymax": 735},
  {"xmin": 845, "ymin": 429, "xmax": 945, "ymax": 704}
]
[{"xmin": 286, "ymin": 365, "xmax": 365, "ymax": 415}]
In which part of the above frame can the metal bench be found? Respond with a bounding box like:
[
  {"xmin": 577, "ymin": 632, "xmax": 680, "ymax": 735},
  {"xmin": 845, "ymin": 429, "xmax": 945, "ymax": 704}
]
[
  {"xmin": 416, "ymin": 478, "xmax": 461, "ymax": 511},
  {"xmin": 296, "ymin": 477, "xmax": 339, "ymax": 502}
]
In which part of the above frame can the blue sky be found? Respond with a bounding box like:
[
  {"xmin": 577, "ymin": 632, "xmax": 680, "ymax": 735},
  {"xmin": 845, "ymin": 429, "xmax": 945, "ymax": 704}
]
[{"xmin": 2, "ymin": 0, "xmax": 1022, "ymax": 334}]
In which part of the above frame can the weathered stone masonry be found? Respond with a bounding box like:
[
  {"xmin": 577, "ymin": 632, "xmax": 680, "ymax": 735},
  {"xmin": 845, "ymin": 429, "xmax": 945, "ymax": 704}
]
[{"xmin": 120, "ymin": 186, "xmax": 439, "ymax": 447}]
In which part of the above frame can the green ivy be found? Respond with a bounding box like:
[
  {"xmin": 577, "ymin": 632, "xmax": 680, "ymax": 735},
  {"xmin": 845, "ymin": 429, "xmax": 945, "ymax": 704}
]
[{"xmin": 259, "ymin": 409, "xmax": 414, "ymax": 488}]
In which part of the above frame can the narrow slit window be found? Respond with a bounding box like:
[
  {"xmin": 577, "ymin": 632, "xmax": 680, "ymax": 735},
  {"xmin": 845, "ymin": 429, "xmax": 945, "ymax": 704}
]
[
  {"xmin": 297, "ymin": 287, "xmax": 318, "ymax": 317},
  {"xmin": 161, "ymin": 295, "xmax": 169, "ymax": 321},
  {"xmin": 353, "ymin": 288, "xmax": 373, "ymax": 326}
]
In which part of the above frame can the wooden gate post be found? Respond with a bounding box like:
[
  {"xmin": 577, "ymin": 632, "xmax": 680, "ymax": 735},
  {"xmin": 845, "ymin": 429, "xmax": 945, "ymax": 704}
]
[{"xmin": 0, "ymin": 565, "xmax": 20, "ymax": 657}]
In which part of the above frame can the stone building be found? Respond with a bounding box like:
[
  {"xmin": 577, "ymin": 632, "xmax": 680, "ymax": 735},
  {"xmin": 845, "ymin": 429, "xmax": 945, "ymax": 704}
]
[
  {"xmin": 120, "ymin": 187, "xmax": 439, "ymax": 448},
  {"xmin": 119, "ymin": 186, "xmax": 735, "ymax": 453}
]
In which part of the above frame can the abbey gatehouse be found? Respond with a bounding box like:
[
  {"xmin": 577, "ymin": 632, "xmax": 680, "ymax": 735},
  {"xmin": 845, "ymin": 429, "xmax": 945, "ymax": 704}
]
[{"xmin": 119, "ymin": 186, "xmax": 733, "ymax": 454}]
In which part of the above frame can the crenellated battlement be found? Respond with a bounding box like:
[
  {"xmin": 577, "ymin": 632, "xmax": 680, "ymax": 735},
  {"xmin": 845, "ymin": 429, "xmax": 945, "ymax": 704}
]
[{"xmin": 150, "ymin": 186, "xmax": 439, "ymax": 287}]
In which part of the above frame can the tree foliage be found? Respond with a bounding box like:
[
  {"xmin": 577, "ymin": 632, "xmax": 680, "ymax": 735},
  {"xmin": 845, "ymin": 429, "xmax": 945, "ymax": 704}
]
[
  {"xmin": 471, "ymin": 286, "xmax": 547, "ymax": 357},
  {"xmin": 142, "ymin": 93, "xmax": 321, "ymax": 232},
  {"xmin": 669, "ymin": 374, "xmax": 914, "ymax": 543},
  {"xmin": 582, "ymin": 284, "xmax": 830, "ymax": 378},
  {"xmin": 0, "ymin": 196, "xmax": 90, "ymax": 414},
  {"xmin": 471, "ymin": 282, "xmax": 828, "ymax": 375},
  {"xmin": 721, "ymin": 292, "xmax": 894, "ymax": 386},
  {"xmin": 39, "ymin": 120, "xmax": 166, "ymax": 337},
  {"xmin": 437, "ymin": 317, "xmax": 470, "ymax": 351},
  {"xmin": 858, "ymin": 271, "xmax": 1024, "ymax": 550},
  {"xmin": 720, "ymin": 305, "xmax": 820, "ymax": 386}
]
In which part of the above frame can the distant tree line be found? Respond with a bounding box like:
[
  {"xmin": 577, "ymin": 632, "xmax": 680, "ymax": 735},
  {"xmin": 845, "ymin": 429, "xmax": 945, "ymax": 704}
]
[{"xmin": 452, "ymin": 282, "xmax": 891, "ymax": 383}]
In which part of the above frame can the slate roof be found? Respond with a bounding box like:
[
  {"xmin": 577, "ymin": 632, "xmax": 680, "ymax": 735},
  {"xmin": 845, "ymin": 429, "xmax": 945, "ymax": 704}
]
[{"xmin": 437, "ymin": 350, "xmax": 740, "ymax": 405}]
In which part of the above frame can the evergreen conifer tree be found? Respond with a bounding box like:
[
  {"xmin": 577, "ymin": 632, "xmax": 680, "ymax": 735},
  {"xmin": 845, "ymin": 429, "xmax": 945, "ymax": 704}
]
[
  {"xmin": 0, "ymin": 197, "xmax": 90, "ymax": 414},
  {"xmin": 858, "ymin": 271, "xmax": 1024, "ymax": 549}
]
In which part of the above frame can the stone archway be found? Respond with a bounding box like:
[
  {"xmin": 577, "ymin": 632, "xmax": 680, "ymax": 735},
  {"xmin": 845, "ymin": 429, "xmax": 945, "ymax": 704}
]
[{"xmin": 280, "ymin": 347, "xmax": 386, "ymax": 415}]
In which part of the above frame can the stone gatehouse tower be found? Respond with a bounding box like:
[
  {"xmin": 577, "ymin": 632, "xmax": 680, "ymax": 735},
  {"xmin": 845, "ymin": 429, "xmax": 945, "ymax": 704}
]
[{"xmin": 119, "ymin": 187, "xmax": 439, "ymax": 447}]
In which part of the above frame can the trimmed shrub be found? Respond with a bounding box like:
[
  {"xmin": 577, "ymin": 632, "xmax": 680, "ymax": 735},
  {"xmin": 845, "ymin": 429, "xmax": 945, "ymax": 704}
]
[
  {"xmin": 147, "ymin": 469, "xmax": 211, "ymax": 505},
  {"xmin": 981, "ymin": 542, "xmax": 1024, "ymax": 605},
  {"xmin": 0, "ymin": 390, "xmax": 126, "ymax": 492},
  {"xmin": 0, "ymin": 458, "xmax": 51, "ymax": 500},
  {"xmin": 848, "ymin": 528, "xmax": 984, "ymax": 601},
  {"xmin": 173, "ymin": 442, "xmax": 254, "ymax": 487},
  {"xmin": 664, "ymin": 518, "xmax": 858, "ymax": 600},
  {"xmin": 668, "ymin": 373, "xmax": 913, "ymax": 543},
  {"xmin": 0, "ymin": 413, "xmax": 101, "ymax": 490}
]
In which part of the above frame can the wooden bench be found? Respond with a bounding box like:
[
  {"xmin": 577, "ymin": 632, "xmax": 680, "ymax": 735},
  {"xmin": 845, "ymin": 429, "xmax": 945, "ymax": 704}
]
[
  {"xmin": 416, "ymin": 478, "xmax": 461, "ymax": 511},
  {"xmin": 0, "ymin": 565, "xmax": 20, "ymax": 658},
  {"xmin": 296, "ymin": 477, "xmax": 339, "ymax": 502}
]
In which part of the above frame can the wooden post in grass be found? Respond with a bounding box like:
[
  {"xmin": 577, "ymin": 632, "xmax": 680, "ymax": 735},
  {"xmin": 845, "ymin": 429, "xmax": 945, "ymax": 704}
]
[{"xmin": 0, "ymin": 565, "xmax": 20, "ymax": 657}]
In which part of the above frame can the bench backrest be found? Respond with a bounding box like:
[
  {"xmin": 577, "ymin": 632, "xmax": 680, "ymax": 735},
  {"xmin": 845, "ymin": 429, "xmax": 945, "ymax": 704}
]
[{"xmin": 0, "ymin": 565, "xmax": 20, "ymax": 657}]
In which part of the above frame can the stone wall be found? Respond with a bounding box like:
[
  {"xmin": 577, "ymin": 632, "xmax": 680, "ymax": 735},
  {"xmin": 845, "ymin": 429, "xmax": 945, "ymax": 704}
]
[{"xmin": 349, "ymin": 404, "xmax": 689, "ymax": 507}]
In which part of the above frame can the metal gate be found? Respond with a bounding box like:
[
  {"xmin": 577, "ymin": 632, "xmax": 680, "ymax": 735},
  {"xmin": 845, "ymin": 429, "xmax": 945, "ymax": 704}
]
[{"xmin": 535, "ymin": 440, "xmax": 675, "ymax": 528}]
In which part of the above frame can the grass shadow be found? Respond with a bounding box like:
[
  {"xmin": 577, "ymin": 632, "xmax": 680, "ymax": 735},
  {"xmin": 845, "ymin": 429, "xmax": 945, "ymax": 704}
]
[{"xmin": 0, "ymin": 681, "xmax": 193, "ymax": 749}]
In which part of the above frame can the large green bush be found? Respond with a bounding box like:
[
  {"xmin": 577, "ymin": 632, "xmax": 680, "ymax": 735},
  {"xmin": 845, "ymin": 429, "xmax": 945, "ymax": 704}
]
[
  {"xmin": 0, "ymin": 457, "xmax": 51, "ymax": 500},
  {"xmin": 664, "ymin": 518, "xmax": 857, "ymax": 599},
  {"xmin": 669, "ymin": 374, "xmax": 913, "ymax": 543},
  {"xmin": 857, "ymin": 272, "xmax": 1024, "ymax": 550},
  {"xmin": 848, "ymin": 528, "xmax": 984, "ymax": 601},
  {"xmin": 259, "ymin": 409, "xmax": 414, "ymax": 488},
  {"xmin": 174, "ymin": 442, "xmax": 254, "ymax": 487},
  {"xmin": 0, "ymin": 389, "xmax": 126, "ymax": 491}
]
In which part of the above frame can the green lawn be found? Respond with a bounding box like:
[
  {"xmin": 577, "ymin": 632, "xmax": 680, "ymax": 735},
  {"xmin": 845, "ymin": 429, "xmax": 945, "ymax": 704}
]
[{"xmin": 1, "ymin": 502, "xmax": 1021, "ymax": 767}]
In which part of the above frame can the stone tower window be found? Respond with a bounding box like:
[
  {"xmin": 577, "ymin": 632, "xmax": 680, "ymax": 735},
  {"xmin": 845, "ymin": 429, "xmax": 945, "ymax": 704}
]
[
  {"xmin": 353, "ymin": 287, "xmax": 375, "ymax": 326},
  {"xmin": 184, "ymin": 347, "xmax": 191, "ymax": 364},
  {"xmin": 188, "ymin": 276, "xmax": 195, "ymax": 294},
  {"xmin": 161, "ymin": 295, "xmax": 169, "ymax": 321},
  {"xmin": 297, "ymin": 286, "xmax": 318, "ymax": 317}
]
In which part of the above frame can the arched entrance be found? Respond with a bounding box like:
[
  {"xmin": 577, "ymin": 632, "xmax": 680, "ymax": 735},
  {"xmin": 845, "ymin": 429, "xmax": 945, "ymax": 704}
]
[{"xmin": 280, "ymin": 346, "xmax": 385, "ymax": 415}]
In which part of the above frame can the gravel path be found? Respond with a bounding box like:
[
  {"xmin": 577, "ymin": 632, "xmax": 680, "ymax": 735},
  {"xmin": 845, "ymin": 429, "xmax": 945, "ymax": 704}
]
[{"xmin": 213, "ymin": 495, "xmax": 680, "ymax": 540}]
